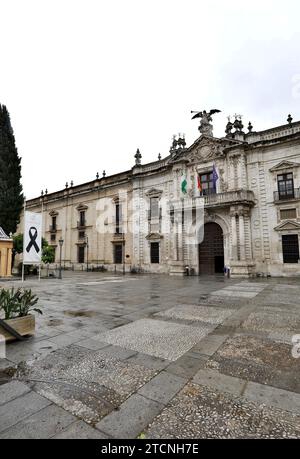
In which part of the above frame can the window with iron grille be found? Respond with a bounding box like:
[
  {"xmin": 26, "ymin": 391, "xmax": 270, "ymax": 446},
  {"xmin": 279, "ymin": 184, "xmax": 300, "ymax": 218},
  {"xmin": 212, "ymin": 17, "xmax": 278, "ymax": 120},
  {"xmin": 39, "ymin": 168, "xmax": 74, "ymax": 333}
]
[
  {"xmin": 78, "ymin": 245, "xmax": 85, "ymax": 263},
  {"xmin": 278, "ymin": 173, "xmax": 294, "ymax": 200},
  {"xmin": 78, "ymin": 231, "xmax": 85, "ymax": 239},
  {"xmin": 114, "ymin": 244, "xmax": 123, "ymax": 264},
  {"xmin": 79, "ymin": 211, "xmax": 86, "ymax": 226},
  {"xmin": 115, "ymin": 203, "xmax": 122, "ymax": 234},
  {"xmin": 150, "ymin": 242, "xmax": 160, "ymax": 264},
  {"xmin": 282, "ymin": 235, "xmax": 299, "ymax": 263},
  {"xmin": 150, "ymin": 197, "xmax": 159, "ymax": 219},
  {"xmin": 280, "ymin": 208, "xmax": 297, "ymax": 220},
  {"xmin": 50, "ymin": 233, "xmax": 56, "ymax": 242}
]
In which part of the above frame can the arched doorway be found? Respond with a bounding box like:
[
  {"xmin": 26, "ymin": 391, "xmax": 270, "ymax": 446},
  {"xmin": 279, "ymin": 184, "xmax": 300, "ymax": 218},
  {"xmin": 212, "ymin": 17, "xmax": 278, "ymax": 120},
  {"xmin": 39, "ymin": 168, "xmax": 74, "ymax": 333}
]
[{"xmin": 198, "ymin": 222, "xmax": 224, "ymax": 275}]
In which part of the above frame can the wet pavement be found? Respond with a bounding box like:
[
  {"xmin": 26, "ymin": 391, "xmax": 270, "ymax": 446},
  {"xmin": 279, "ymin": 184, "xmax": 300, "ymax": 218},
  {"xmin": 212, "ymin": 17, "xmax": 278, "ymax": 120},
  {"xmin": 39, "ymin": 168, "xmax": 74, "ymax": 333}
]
[{"xmin": 0, "ymin": 272, "xmax": 300, "ymax": 438}]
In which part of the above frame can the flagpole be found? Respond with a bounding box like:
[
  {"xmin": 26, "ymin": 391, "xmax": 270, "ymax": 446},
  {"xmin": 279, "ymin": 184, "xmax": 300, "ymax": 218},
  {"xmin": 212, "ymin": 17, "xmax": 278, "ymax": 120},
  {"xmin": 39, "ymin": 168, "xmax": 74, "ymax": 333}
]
[
  {"xmin": 21, "ymin": 259, "xmax": 24, "ymax": 283},
  {"xmin": 39, "ymin": 198, "xmax": 44, "ymax": 282},
  {"xmin": 22, "ymin": 200, "xmax": 26, "ymax": 283}
]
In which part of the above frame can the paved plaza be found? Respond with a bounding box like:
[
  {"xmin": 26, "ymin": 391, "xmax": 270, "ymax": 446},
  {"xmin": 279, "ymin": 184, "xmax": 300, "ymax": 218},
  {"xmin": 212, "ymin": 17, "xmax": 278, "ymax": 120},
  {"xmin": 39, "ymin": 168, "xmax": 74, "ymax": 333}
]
[{"xmin": 0, "ymin": 272, "xmax": 300, "ymax": 438}]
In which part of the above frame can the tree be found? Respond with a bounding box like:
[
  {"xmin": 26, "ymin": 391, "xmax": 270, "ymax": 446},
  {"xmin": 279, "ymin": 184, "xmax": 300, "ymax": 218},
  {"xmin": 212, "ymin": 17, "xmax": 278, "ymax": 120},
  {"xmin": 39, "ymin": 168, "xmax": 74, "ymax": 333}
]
[
  {"xmin": 13, "ymin": 233, "xmax": 24, "ymax": 255},
  {"xmin": 0, "ymin": 104, "xmax": 24, "ymax": 235},
  {"xmin": 41, "ymin": 240, "xmax": 55, "ymax": 264}
]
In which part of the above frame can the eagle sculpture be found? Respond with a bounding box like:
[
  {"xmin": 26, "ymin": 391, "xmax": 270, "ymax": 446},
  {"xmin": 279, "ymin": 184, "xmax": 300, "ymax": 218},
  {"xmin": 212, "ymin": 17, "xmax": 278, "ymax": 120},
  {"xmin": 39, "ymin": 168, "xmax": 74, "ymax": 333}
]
[{"xmin": 191, "ymin": 109, "xmax": 221, "ymax": 121}]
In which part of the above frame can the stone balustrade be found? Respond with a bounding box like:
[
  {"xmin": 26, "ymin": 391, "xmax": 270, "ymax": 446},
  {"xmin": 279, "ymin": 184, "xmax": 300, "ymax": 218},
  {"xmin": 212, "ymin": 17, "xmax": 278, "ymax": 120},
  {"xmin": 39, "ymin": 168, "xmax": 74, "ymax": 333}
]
[{"xmin": 202, "ymin": 189, "xmax": 255, "ymax": 208}]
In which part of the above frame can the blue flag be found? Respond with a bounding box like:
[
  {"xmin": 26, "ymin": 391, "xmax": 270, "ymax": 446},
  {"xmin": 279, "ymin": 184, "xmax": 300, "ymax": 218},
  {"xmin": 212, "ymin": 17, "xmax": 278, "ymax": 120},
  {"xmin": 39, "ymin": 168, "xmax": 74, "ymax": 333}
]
[{"xmin": 212, "ymin": 165, "xmax": 219, "ymax": 189}]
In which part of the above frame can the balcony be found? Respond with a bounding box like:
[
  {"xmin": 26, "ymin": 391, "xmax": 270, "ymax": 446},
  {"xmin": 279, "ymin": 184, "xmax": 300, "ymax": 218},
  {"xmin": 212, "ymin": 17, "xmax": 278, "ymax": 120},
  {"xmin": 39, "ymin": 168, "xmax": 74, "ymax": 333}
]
[
  {"xmin": 112, "ymin": 231, "xmax": 125, "ymax": 243},
  {"xmin": 77, "ymin": 220, "xmax": 87, "ymax": 229},
  {"xmin": 201, "ymin": 190, "xmax": 255, "ymax": 208},
  {"xmin": 274, "ymin": 189, "xmax": 300, "ymax": 203},
  {"xmin": 49, "ymin": 225, "xmax": 57, "ymax": 232}
]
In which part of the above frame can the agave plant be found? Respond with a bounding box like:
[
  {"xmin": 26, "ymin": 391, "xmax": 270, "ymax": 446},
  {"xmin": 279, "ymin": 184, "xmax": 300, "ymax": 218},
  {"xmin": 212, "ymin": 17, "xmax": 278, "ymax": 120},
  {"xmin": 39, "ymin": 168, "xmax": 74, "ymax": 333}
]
[
  {"xmin": 0, "ymin": 288, "xmax": 22, "ymax": 320},
  {"xmin": 0, "ymin": 288, "xmax": 42, "ymax": 319},
  {"xmin": 18, "ymin": 289, "xmax": 42, "ymax": 317}
]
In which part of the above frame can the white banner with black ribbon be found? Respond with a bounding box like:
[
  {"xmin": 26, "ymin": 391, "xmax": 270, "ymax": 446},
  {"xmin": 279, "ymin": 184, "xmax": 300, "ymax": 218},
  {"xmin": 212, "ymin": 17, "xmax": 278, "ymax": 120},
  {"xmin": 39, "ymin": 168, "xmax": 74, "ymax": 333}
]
[{"xmin": 23, "ymin": 211, "xmax": 42, "ymax": 265}]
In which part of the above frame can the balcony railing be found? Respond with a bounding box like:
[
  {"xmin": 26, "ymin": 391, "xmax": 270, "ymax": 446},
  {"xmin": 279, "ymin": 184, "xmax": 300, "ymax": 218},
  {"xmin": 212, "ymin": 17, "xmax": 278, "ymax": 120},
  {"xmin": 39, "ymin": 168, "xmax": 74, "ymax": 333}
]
[
  {"xmin": 201, "ymin": 189, "xmax": 218, "ymax": 196},
  {"xmin": 49, "ymin": 225, "xmax": 57, "ymax": 232},
  {"xmin": 202, "ymin": 190, "xmax": 255, "ymax": 208},
  {"xmin": 274, "ymin": 189, "xmax": 300, "ymax": 202}
]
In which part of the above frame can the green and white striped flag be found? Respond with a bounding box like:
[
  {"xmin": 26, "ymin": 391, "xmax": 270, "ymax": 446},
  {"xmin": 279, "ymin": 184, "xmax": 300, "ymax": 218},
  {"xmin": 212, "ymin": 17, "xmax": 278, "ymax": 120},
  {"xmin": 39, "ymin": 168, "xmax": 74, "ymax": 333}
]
[{"xmin": 181, "ymin": 173, "xmax": 187, "ymax": 194}]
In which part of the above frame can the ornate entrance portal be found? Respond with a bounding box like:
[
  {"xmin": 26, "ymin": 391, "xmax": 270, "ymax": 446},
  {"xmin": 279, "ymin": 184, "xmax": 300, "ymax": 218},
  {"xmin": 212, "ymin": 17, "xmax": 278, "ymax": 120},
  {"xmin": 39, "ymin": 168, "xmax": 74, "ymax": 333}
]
[{"xmin": 198, "ymin": 222, "xmax": 224, "ymax": 275}]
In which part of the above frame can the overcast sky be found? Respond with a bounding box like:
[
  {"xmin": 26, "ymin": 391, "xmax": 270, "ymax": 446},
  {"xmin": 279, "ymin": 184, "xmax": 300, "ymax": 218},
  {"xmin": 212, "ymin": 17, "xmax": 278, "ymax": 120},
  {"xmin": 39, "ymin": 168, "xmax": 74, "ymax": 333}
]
[{"xmin": 1, "ymin": 0, "xmax": 300, "ymax": 199}]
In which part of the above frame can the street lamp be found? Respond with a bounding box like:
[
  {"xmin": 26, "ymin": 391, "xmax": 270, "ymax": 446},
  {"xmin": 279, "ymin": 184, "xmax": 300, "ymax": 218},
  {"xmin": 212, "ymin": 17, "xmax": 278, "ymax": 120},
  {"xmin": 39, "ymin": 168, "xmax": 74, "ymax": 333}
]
[
  {"xmin": 85, "ymin": 236, "xmax": 89, "ymax": 272},
  {"xmin": 123, "ymin": 241, "xmax": 125, "ymax": 275},
  {"xmin": 58, "ymin": 238, "xmax": 64, "ymax": 279}
]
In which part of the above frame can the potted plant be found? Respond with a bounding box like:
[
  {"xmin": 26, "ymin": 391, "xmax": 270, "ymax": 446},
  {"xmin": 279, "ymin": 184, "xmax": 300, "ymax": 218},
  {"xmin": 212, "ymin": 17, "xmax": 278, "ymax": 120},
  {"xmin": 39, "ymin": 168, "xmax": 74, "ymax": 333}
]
[{"xmin": 0, "ymin": 288, "xmax": 42, "ymax": 342}]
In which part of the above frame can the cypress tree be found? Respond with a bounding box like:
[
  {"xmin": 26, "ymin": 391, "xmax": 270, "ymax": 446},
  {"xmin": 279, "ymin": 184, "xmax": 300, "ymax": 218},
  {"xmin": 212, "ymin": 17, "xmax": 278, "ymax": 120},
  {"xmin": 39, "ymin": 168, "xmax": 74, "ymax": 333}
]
[{"xmin": 0, "ymin": 104, "xmax": 24, "ymax": 235}]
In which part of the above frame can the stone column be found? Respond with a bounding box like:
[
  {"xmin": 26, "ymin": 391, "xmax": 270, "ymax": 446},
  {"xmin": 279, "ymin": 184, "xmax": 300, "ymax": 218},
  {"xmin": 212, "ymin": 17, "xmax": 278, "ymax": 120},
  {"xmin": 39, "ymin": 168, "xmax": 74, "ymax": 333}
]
[
  {"xmin": 237, "ymin": 156, "xmax": 242, "ymax": 189},
  {"xmin": 236, "ymin": 154, "xmax": 246, "ymax": 189},
  {"xmin": 177, "ymin": 216, "xmax": 183, "ymax": 262},
  {"xmin": 240, "ymin": 154, "xmax": 247, "ymax": 189},
  {"xmin": 6, "ymin": 248, "xmax": 12, "ymax": 276},
  {"xmin": 172, "ymin": 222, "xmax": 178, "ymax": 262},
  {"xmin": 231, "ymin": 156, "xmax": 239, "ymax": 190},
  {"xmin": 238, "ymin": 209, "xmax": 246, "ymax": 261},
  {"xmin": 0, "ymin": 247, "xmax": 7, "ymax": 277},
  {"xmin": 230, "ymin": 207, "xmax": 238, "ymax": 261}
]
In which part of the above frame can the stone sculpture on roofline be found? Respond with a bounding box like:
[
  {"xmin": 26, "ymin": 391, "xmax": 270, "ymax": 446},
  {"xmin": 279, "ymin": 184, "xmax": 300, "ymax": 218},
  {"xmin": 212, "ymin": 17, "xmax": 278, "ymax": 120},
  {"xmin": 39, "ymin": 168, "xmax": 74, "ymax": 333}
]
[{"xmin": 191, "ymin": 109, "xmax": 221, "ymax": 136}]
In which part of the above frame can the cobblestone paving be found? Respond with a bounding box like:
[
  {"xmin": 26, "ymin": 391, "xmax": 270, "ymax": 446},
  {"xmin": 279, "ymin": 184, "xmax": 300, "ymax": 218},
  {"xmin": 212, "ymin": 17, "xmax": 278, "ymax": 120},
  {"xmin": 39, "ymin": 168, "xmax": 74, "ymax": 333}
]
[
  {"xmin": 144, "ymin": 383, "xmax": 300, "ymax": 439},
  {"xmin": 13, "ymin": 345, "xmax": 157, "ymax": 425},
  {"xmin": 155, "ymin": 304, "xmax": 234, "ymax": 325},
  {"xmin": 206, "ymin": 334, "xmax": 300, "ymax": 393},
  {"xmin": 0, "ymin": 272, "xmax": 300, "ymax": 438},
  {"xmin": 99, "ymin": 319, "xmax": 215, "ymax": 361}
]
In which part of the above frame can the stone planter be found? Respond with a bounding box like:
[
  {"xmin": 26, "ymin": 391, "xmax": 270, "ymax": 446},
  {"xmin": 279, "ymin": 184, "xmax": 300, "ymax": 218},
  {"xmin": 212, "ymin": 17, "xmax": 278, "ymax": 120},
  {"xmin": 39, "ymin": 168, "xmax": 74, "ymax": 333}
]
[{"xmin": 0, "ymin": 315, "xmax": 35, "ymax": 342}]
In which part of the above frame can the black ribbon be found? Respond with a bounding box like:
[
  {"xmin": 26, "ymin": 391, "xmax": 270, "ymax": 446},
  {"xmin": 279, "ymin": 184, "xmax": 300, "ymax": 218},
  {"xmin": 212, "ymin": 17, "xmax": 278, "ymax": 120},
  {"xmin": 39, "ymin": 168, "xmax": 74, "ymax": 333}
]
[{"xmin": 26, "ymin": 226, "xmax": 40, "ymax": 253}]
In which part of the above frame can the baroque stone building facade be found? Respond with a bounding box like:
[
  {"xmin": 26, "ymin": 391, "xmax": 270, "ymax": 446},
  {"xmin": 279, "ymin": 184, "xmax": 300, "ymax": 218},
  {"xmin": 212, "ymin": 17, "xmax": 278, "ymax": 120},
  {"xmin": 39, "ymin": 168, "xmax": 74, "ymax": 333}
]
[{"xmin": 20, "ymin": 114, "xmax": 300, "ymax": 278}]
